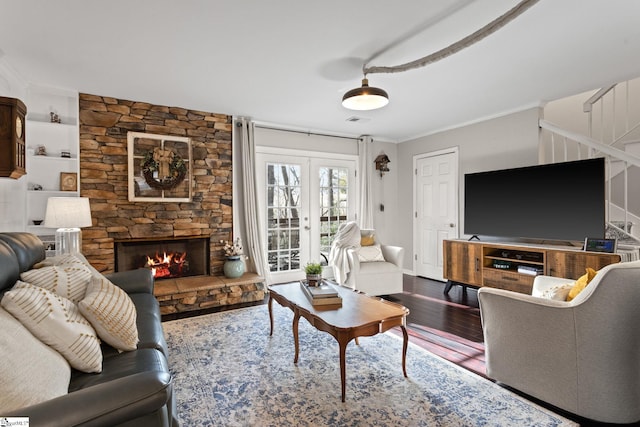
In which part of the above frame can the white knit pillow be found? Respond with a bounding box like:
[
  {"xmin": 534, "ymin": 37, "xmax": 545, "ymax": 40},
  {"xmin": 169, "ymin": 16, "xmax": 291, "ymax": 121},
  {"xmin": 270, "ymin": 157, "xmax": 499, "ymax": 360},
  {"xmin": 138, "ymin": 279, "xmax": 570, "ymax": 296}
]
[
  {"xmin": 79, "ymin": 275, "xmax": 139, "ymax": 351},
  {"xmin": 541, "ymin": 283, "xmax": 573, "ymax": 301},
  {"xmin": 20, "ymin": 263, "xmax": 92, "ymax": 304},
  {"xmin": 1, "ymin": 281, "xmax": 102, "ymax": 373},
  {"xmin": 357, "ymin": 244, "xmax": 385, "ymax": 262},
  {"xmin": 0, "ymin": 306, "xmax": 71, "ymax": 412}
]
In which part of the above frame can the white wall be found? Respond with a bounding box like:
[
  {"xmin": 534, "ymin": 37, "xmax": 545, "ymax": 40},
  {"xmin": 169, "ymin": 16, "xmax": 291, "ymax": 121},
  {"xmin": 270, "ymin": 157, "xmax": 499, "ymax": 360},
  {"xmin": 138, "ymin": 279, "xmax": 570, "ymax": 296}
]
[
  {"xmin": 396, "ymin": 107, "xmax": 543, "ymax": 271},
  {"xmin": 0, "ymin": 60, "xmax": 28, "ymax": 232}
]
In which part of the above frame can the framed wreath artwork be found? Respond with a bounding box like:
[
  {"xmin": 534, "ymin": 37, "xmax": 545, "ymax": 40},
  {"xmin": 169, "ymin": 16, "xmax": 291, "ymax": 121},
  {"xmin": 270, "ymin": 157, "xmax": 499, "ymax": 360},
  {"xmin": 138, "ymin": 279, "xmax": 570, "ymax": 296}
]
[{"xmin": 127, "ymin": 132, "xmax": 192, "ymax": 202}]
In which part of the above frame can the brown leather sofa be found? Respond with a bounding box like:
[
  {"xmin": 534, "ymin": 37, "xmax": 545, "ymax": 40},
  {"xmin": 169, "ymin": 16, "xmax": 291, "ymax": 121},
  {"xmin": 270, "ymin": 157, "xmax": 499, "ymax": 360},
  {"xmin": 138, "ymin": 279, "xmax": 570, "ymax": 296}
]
[{"xmin": 0, "ymin": 232, "xmax": 178, "ymax": 426}]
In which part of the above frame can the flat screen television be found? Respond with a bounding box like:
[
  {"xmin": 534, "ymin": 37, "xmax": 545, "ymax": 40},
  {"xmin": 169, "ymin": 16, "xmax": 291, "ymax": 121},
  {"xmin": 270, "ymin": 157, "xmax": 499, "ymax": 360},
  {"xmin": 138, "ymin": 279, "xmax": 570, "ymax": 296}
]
[{"xmin": 464, "ymin": 158, "xmax": 605, "ymax": 243}]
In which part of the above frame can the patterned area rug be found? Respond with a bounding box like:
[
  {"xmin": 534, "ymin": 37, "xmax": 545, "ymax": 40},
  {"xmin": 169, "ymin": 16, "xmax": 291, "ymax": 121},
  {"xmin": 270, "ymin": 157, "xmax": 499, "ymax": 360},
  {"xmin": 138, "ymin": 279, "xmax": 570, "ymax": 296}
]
[{"xmin": 163, "ymin": 304, "xmax": 577, "ymax": 426}]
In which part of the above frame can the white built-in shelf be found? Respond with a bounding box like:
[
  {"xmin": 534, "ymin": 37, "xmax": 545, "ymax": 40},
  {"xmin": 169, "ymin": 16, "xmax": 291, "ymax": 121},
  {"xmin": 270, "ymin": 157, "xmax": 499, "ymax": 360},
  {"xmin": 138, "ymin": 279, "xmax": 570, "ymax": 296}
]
[
  {"xmin": 28, "ymin": 155, "xmax": 78, "ymax": 161},
  {"xmin": 26, "ymin": 116, "xmax": 77, "ymax": 127},
  {"xmin": 23, "ymin": 84, "xmax": 79, "ymax": 236},
  {"xmin": 27, "ymin": 190, "xmax": 78, "ymax": 195}
]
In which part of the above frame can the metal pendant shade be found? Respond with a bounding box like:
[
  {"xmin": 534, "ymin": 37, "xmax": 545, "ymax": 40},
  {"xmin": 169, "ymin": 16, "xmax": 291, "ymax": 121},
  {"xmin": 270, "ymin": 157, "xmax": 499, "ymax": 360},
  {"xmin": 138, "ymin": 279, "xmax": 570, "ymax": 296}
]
[{"xmin": 342, "ymin": 78, "xmax": 389, "ymax": 111}]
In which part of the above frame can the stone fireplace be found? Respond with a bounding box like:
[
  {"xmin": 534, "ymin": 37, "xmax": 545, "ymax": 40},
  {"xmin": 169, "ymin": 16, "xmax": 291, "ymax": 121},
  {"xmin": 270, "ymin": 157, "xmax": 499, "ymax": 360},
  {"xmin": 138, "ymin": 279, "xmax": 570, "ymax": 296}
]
[
  {"xmin": 78, "ymin": 93, "xmax": 233, "ymax": 275},
  {"xmin": 115, "ymin": 236, "xmax": 210, "ymax": 279},
  {"xmin": 78, "ymin": 94, "xmax": 266, "ymax": 315}
]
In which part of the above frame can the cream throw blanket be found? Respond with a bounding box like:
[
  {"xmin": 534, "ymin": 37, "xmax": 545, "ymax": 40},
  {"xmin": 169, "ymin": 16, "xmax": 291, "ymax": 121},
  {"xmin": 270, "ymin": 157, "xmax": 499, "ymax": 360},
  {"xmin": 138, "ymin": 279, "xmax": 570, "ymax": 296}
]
[{"xmin": 328, "ymin": 221, "xmax": 361, "ymax": 285}]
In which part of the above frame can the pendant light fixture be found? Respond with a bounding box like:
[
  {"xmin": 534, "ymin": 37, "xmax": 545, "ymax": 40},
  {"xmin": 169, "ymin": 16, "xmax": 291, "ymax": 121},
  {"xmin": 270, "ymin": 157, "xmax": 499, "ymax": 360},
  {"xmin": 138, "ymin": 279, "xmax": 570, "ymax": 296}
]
[
  {"xmin": 341, "ymin": 0, "xmax": 539, "ymax": 112},
  {"xmin": 341, "ymin": 77, "xmax": 389, "ymax": 111}
]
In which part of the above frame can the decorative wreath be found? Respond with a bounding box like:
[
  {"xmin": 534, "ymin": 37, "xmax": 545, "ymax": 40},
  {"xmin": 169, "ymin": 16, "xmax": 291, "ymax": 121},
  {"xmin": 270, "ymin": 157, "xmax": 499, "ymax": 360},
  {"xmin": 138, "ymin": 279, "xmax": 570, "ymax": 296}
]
[{"xmin": 140, "ymin": 149, "xmax": 187, "ymax": 190}]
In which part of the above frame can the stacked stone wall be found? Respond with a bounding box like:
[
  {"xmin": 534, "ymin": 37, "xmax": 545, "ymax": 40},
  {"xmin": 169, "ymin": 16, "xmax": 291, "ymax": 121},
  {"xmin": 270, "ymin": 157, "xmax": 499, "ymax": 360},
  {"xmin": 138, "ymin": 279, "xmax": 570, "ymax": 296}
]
[{"xmin": 78, "ymin": 93, "xmax": 233, "ymax": 274}]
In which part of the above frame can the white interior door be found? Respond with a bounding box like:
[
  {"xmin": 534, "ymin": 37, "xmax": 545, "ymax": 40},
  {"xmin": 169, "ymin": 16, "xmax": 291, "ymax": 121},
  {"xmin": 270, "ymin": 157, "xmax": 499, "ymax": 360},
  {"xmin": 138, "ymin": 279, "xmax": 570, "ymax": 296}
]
[
  {"xmin": 414, "ymin": 149, "xmax": 459, "ymax": 281},
  {"xmin": 257, "ymin": 151, "xmax": 356, "ymax": 284}
]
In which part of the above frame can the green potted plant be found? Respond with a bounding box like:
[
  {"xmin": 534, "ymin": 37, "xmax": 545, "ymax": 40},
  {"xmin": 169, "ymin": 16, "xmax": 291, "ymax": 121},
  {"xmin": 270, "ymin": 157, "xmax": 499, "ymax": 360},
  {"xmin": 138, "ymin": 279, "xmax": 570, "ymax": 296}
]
[{"xmin": 304, "ymin": 261, "xmax": 323, "ymax": 286}]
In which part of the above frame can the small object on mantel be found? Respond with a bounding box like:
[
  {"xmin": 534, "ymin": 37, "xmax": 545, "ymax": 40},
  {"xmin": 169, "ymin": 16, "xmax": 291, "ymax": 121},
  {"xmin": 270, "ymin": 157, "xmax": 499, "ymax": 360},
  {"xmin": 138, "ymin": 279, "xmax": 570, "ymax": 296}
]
[{"xmin": 50, "ymin": 111, "xmax": 61, "ymax": 123}]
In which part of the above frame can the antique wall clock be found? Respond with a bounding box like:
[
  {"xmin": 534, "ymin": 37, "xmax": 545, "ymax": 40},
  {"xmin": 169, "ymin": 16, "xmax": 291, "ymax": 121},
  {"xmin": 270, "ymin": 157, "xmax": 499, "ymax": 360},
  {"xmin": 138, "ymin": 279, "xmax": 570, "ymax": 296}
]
[{"xmin": 0, "ymin": 96, "xmax": 27, "ymax": 179}]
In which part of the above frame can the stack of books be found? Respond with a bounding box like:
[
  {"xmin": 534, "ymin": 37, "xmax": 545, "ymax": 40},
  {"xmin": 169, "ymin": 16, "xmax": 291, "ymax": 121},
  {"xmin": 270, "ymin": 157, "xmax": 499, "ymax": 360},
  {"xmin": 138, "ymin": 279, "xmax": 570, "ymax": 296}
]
[
  {"xmin": 300, "ymin": 281, "xmax": 342, "ymax": 306},
  {"xmin": 517, "ymin": 265, "xmax": 543, "ymax": 276}
]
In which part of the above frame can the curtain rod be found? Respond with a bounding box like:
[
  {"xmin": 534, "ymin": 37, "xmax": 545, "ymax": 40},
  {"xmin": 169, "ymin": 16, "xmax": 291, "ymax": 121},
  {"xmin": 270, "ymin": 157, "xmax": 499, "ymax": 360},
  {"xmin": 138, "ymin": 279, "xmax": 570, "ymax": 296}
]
[{"xmin": 252, "ymin": 124, "xmax": 361, "ymax": 141}]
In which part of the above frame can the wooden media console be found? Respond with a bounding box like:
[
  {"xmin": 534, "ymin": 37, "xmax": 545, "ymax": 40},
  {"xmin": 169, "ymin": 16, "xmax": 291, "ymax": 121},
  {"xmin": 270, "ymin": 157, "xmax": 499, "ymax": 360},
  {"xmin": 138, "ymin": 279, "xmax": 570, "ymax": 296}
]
[{"xmin": 443, "ymin": 239, "xmax": 621, "ymax": 294}]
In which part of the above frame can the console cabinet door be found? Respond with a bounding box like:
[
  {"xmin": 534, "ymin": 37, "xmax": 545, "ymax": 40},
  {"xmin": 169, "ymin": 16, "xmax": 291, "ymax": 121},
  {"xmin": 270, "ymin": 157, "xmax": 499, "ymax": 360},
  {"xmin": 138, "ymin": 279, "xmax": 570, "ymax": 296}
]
[
  {"xmin": 546, "ymin": 250, "xmax": 621, "ymax": 279},
  {"xmin": 443, "ymin": 240, "xmax": 482, "ymax": 286}
]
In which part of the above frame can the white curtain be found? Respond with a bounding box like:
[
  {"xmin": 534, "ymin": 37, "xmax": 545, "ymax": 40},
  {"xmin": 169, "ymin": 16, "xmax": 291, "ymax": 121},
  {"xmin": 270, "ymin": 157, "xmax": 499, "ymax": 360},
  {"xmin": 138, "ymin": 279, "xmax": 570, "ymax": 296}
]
[
  {"xmin": 238, "ymin": 118, "xmax": 271, "ymax": 284},
  {"xmin": 358, "ymin": 135, "xmax": 374, "ymax": 229}
]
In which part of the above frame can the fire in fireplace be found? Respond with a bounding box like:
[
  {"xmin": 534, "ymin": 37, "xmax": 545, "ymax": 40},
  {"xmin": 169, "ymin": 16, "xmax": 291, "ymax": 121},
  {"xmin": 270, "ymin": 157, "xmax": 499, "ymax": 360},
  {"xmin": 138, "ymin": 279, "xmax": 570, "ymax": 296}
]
[
  {"xmin": 144, "ymin": 250, "xmax": 188, "ymax": 279},
  {"xmin": 115, "ymin": 237, "xmax": 210, "ymax": 280}
]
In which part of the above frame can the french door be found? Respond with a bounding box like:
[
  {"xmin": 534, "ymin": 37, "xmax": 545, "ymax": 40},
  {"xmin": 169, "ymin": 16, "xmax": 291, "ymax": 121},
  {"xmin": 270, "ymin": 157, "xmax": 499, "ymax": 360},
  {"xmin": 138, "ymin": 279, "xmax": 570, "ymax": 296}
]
[{"xmin": 256, "ymin": 151, "xmax": 357, "ymax": 283}]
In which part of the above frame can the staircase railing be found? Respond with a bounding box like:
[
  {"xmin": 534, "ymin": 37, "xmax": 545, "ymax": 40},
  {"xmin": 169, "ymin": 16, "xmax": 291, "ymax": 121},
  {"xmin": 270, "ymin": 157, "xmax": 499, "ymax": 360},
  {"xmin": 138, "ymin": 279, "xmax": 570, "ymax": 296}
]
[
  {"xmin": 583, "ymin": 80, "xmax": 640, "ymax": 149},
  {"xmin": 539, "ymin": 119, "xmax": 640, "ymax": 243}
]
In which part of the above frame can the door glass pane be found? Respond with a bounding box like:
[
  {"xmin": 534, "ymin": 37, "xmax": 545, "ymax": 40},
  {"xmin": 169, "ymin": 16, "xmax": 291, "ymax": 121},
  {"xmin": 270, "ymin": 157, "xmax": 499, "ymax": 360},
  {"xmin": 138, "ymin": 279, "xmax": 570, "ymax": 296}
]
[
  {"xmin": 266, "ymin": 163, "xmax": 302, "ymax": 272},
  {"xmin": 318, "ymin": 166, "xmax": 349, "ymax": 265}
]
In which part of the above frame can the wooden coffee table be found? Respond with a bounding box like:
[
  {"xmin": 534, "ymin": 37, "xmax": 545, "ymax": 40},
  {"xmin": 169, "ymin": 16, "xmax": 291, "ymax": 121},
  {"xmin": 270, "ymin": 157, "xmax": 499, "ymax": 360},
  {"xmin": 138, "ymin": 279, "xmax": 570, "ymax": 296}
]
[{"xmin": 268, "ymin": 281, "xmax": 409, "ymax": 401}]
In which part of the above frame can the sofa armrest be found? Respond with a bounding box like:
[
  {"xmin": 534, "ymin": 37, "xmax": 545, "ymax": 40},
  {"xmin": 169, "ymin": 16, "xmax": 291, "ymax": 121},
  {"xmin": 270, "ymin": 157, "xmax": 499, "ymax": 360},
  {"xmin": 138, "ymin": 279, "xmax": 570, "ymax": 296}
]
[
  {"xmin": 6, "ymin": 371, "xmax": 172, "ymax": 427},
  {"xmin": 531, "ymin": 275, "xmax": 574, "ymax": 297},
  {"xmin": 478, "ymin": 287, "xmax": 579, "ymax": 408},
  {"xmin": 105, "ymin": 268, "xmax": 154, "ymax": 295},
  {"xmin": 381, "ymin": 245, "xmax": 404, "ymax": 269}
]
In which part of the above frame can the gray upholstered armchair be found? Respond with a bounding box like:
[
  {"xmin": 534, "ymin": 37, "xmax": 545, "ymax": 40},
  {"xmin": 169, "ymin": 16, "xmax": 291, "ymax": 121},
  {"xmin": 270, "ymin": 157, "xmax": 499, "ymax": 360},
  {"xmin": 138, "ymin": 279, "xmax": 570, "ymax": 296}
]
[{"xmin": 478, "ymin": 260, "xmax": 640, "ymax": 424}]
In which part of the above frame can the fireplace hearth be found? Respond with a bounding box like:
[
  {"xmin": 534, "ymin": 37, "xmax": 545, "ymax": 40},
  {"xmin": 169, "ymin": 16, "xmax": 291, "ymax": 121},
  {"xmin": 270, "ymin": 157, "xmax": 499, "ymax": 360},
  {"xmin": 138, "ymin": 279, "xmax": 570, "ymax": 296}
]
[{"xmin": 115, "ymin": 237, "xmax": 210, "ymax": 279}]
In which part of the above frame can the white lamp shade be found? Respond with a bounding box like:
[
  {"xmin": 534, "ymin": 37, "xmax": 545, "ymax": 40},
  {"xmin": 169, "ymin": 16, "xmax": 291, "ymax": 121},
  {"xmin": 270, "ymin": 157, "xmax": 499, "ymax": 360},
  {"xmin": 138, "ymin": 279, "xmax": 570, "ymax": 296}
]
[{"xmin": 44, "ymin": 197, "xmax": 92, "ymax": 228}]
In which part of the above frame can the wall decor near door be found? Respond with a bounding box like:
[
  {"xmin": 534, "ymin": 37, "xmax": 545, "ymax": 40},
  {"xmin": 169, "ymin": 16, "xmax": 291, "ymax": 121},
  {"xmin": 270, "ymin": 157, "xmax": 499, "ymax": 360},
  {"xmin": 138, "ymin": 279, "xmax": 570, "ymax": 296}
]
[{"xmin": 127, "ymin": 132, "xmax": 192, "ymax": 202}]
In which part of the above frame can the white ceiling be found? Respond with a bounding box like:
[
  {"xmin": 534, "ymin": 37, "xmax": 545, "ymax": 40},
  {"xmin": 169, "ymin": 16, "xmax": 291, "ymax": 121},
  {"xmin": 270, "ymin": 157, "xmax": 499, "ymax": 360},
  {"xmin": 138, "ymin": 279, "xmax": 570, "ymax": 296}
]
[{"xmin": 1, "ymin": 0, "xmax": 640, "ymax": 142}]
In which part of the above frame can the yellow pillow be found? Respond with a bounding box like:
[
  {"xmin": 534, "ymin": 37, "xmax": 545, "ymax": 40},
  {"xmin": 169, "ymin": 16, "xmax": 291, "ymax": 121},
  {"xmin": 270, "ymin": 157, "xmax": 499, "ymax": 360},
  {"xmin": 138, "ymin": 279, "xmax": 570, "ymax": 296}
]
[
  {"xmin": 361, "ymin": 234, "xmax": 375, "ymax": 246},
  {"xmin": 566, "ymin": 268, "xmax": 597, "ymax": 301}
]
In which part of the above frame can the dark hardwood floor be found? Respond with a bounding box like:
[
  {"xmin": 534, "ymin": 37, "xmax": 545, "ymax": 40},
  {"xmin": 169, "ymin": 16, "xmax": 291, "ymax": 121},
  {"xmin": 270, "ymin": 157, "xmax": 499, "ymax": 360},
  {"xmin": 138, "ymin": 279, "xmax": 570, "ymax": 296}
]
[
  {"xmin": 163, "ymin": 275, "xmax": 634, "ymax": 426},
  {"xmin": 384, "ymin": 275, "xmax": 485, "ymax": 377}
]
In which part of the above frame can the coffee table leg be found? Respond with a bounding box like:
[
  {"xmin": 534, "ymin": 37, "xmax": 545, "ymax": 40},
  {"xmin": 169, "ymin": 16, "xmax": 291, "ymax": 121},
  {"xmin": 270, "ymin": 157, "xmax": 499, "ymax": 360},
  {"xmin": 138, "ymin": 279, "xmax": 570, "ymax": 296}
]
[
  {"xmin": 268, "ymin": 294, "xmax": 274, "ymax": 336},
  {"xmin": 401, "ymin": 325, "xmax": 408, "ymax": 377},
  {"xmin": 338, "ymin": 336, "xmax": 349, "ymax": 402},
  {"xmin": 293, "ymin": 309, "xmax": 300, "ymax": 364}
]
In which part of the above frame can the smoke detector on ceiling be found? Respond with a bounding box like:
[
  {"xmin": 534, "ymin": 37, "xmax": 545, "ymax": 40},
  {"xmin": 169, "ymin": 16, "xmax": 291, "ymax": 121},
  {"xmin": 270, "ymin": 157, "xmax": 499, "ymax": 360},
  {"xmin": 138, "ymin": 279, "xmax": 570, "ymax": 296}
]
[{"xmin": 345, "ymin": 116, "xmax": 371, "ymax": 123}]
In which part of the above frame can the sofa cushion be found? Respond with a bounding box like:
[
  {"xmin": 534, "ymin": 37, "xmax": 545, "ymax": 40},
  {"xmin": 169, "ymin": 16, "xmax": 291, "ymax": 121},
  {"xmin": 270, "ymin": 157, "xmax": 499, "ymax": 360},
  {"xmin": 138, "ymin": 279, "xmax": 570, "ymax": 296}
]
[
  {"xmin": 358, "ymin": 244, "xmax": 385, "ymax": 262},
  {"xmin": 0, "ymin": 306, "xmax": 71, "ymax": 412},
  {"xmin": 79, "ymin": 275, "xmax": 139, "ymax": 351},
  {"xmin": 357, "ymin": 260, "xmax": 400, "ymax": 274},
  {"xmin": 129, "ymin": 293, "xmax": 169, "ymax": 358},
  {"xmin": 0, "ymin": 233, "xmax": 46, "ymax": 272},
  {"xmin": 20, "ymin": 263, "xmax": 92, "ymax": 304},
  {"xmin": 541, "ymin": 283, "xmax": 573, "ymax": 301},
  {"xmin": 69, "ymin": 348, "xmax": 168, "ymax": 392},
  {"xmin": 0, "ymin": 240, "xmax": 20, "ymax": 292},
  {"xmin": 360, "ymin": 230, "xmax": 376, "ymax": 247},
  {"xmin": 567, "ymin": 268, "xmax": 598, "ymax": 301},
  {"xmin": 1, "ymin": 281, "xmax": 103, "ymax": 373}
]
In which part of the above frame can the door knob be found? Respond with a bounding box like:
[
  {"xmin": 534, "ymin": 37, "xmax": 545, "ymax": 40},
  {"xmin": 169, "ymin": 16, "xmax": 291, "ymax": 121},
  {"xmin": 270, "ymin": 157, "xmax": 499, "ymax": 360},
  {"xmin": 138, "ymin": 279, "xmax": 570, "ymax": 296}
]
[
  {"xmin": 304, "ymin": 226, "xmax": 311, "ymax": 230},
  {"xmin": 449, "ymin": 223, "xmax": 455, "ymax": 228}
]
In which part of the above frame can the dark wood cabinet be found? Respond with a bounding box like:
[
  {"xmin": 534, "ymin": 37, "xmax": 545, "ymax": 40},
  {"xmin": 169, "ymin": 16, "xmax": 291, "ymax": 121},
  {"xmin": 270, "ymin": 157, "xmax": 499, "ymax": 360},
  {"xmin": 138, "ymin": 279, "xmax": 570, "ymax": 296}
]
[{"xmin": 0, "ymin": 96, "xmax": 27, "ymax": 179}]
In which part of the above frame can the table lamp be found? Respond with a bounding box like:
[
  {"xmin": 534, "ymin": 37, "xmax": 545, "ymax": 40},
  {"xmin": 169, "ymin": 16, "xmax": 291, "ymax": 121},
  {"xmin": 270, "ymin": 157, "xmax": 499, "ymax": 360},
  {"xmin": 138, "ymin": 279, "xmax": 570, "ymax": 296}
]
[{"xmin": 44, "ymin": 197, "xmax": 92, "ymax": 256}]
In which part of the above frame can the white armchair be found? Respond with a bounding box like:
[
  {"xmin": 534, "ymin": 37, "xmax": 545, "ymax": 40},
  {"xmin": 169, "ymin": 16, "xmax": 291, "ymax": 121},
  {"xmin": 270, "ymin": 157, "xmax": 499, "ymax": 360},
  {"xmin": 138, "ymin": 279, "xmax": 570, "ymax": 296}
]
[
  {"xmin": 478, "ymin": 260, "xmax": 640, "ymax": 424},
  {"xmin": 343, "ymin": 230, "xmax": 405, "ymax": 296}
]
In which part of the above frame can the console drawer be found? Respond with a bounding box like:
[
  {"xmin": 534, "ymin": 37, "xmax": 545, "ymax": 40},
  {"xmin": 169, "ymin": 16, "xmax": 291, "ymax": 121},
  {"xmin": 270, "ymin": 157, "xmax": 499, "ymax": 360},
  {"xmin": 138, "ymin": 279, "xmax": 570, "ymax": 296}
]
[{"xmin": 482, "ymin": 268, "xmax": 533, "ymax": 294}]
